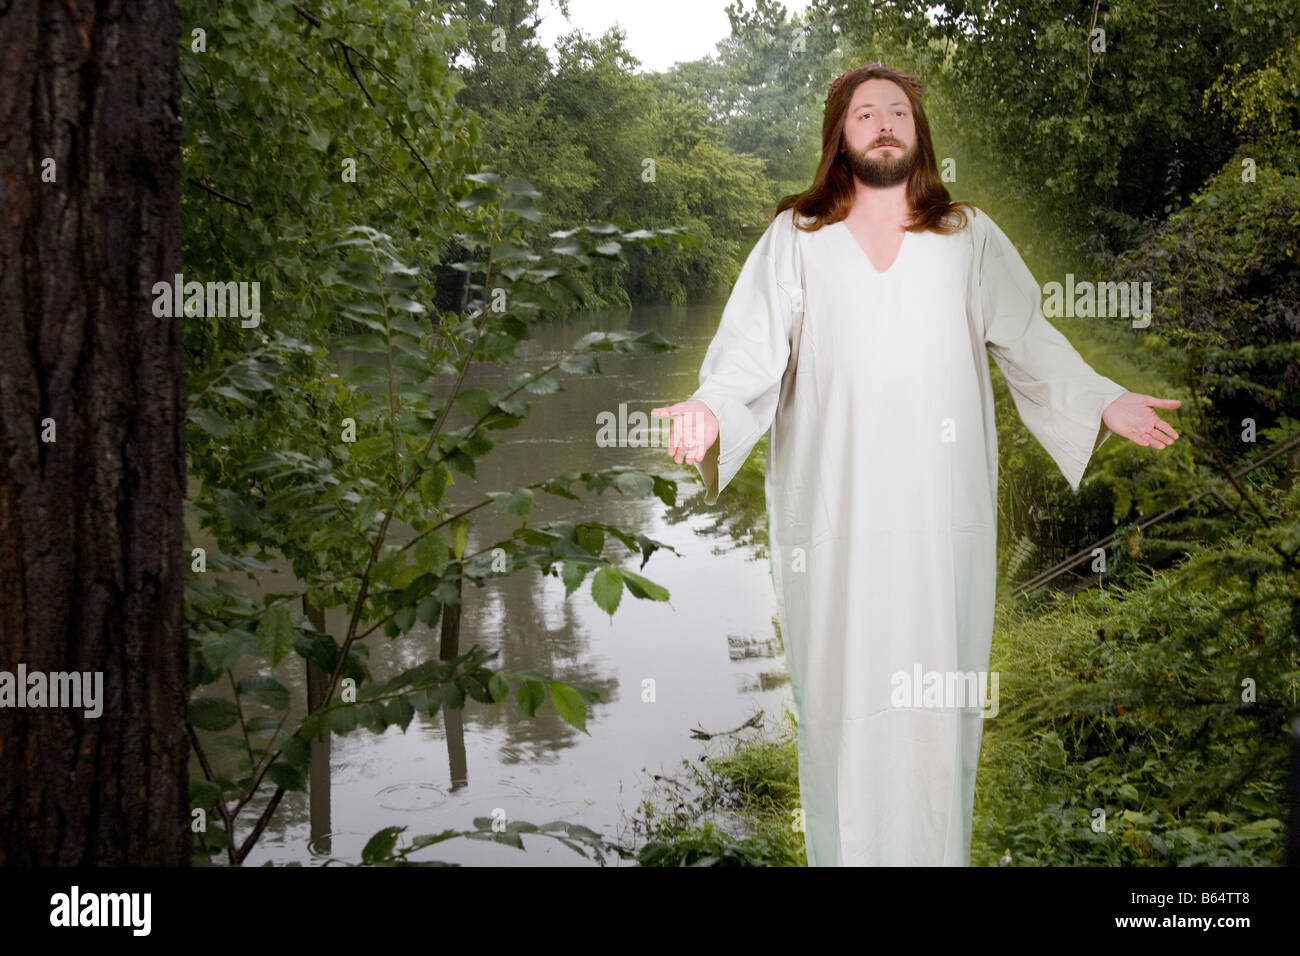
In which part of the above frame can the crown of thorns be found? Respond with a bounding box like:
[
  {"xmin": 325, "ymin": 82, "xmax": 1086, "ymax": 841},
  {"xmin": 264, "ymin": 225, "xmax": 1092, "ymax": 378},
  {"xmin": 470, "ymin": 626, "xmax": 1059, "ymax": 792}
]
[{"xmin": 826, "ymin": 62, "xmax": 924, "ymax": 106}]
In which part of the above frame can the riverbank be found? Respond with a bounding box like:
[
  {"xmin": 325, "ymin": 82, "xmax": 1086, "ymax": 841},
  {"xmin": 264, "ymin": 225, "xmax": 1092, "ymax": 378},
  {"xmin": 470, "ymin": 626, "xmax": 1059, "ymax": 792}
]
[{"xmin": 628, "ymin": 702, "xmax": 807, "ymax": 866}]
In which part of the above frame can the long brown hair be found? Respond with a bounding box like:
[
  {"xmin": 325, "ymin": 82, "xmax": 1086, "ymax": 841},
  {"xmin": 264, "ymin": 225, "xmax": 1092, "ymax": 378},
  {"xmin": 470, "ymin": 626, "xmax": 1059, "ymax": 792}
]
[{"xmin": 776, "ymin": 65, "xmax": 973, "ymax": 235}]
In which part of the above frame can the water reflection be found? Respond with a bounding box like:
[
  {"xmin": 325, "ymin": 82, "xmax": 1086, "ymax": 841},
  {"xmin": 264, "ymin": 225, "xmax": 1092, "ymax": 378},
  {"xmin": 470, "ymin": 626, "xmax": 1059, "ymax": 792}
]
[{"xmin": 189, "ymin": 303, "xmax": 792, "ymax": 866}]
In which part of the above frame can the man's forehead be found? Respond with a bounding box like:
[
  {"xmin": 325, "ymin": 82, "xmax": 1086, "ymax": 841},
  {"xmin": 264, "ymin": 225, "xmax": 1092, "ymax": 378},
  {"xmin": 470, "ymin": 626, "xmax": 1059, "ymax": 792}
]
[{"xmin": 849, "ymin": 81, "xmax": 908, "ymax": 108}]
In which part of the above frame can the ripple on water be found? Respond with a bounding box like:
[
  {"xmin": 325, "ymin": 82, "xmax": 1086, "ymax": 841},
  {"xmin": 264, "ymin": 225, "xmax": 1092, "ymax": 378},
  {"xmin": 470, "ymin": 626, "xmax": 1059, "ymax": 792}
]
[{"xmin": 375, "ymin": 782, "xmax": 450, "ymax": 811}]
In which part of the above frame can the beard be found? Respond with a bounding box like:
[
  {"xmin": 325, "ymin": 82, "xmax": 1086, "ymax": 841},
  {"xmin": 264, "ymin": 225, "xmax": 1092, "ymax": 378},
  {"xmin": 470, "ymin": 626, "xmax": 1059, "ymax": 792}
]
[{"xmin": 845, "ymin": 138, "xmax": 918, "ymax": 187}]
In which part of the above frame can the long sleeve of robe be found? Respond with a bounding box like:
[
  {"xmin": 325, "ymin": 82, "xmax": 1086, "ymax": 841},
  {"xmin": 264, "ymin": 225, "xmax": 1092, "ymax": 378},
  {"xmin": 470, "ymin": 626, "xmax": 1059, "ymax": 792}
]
[
  {"xmin": 977, "ymin": 214, "xmax": 1128, "ymax": 491},
  {"xmin": 689, "ymin": 214, "xmax": 805, "ymax": 505},
  {"xmin": 686, "ymin": 205, "xmax": 1128, "ymax": 866}
]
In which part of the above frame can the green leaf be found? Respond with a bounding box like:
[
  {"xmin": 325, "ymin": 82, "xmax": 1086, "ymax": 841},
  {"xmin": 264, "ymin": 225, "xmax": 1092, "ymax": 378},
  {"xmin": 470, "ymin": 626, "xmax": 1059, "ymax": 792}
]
[
  {"xmin": 295, "ymin": 633, "xmax": 339, "ymax": 675},
  {"xmin": 299, "ymin": 712, "xmax": 326, "ymax": 742},
  {"xmin": 444, "ymin": 447, "xmax": 476, "ymax": 478},
  {"xmin": 189, "ymin": 406, "xmax": 235, "ymax": 438},
  {"xmin": 561, "ymin": 560, "xmax": 590, "ymax": 596},
  {"xmin": 523, "ymin": 374, "xmax": 563, "ymax": 395},
  {"xmin": 559, "ymin": 353, "xmax": 599, "ymax": 375},
  {"xmin": 542, "ymin": 475, "xmax": 580, "ymax": 500},
  {"xmin": 492, "ymin": 241, "xmax": 532, "ymax": 262},
  {"xmin": 450, "ymin": 517, "xmax": 470, "ymax": 559},
  {"xmin": 614, "ymin": 472, "xmax": 654, "ymax": 496},
  {"xmin": 236, "ymin": 675, "xmax": 291, "ymax": 710},
  {"xmin": 280, "ymin": 733, "xmax": 312, "ymax": 774},
  {"xmin": 548, "ymin": 681, "xmax": 589, "ymax": 733},
  {"xmin": 504, "ymin": 177, "xmax": 542, "ymax": 197},
  {"xmin": 189, "ymin": 779, "xmax": 222, "ymax": 810},
  {"xmin": 389, "ymin": 562, "xmax": 424, "ymax": 591},
  {"xmin": 350, "ymin": 435, "xmax": 395, "ymax": 462},
  {"xmin": 575, "ymin": 525, "xmax": 603, "ymax": 556},
  {"xmin": 202, "ymin": 826, "xmax": 233, "ymax": 850},
  {"xmin": 343, "ymin": 364, "xmax": 390, "ymax": 386},
  {"xmin": 454, "ymin": 387, "xmax": 493, "ymax": 418},
  {"xmin": 362, "ymin": 826, "xmax": 405, "ymax": 863},
  {"xmin": 226, "ymin": 363, "xmax": 275, "ymax": 391},
  {"xmin": 591, "ymin": 567, "xmax": 623, "ymax": 615},
  {"xmin": 418, "ymin": 463, "xmax": 452, "ymax": 504},
  {"xmin": 416, "ymin": 594, "xmax": 442, "ymax": 626},
  {"xmin": 650, "ymin": 475, "xmax": 676, "ymax": 507},
  {"xmin": 488, "ymin": 673, "xmax": 510, "ymax": 703},
  {"xmin": 385, "ymin": 695, "xmax": 416, "ymax": 731},
  {"xmin": 266, "ymin": 762, "xmax": 306, "ymax": 791},
  {"xmin": 487, "ymin": 488, "xmax": 534, "ymax": 517},
  {"xmin": 354, "ymin": 545, "xmax": 398, "ymax": 590},
  {"xmin": 456, "ymin": 186, "xmax": 499, "ymax": 210},
  {"xmin": 621, "ymin": 569, "xmax": 670, "ymax": 602},
  {"xmin": 256, "ymin": 605, "xmax": 297, "ymax": 668},
  {"xmin": 414, "ymin": 532, "xmax": 450, "ymax": 576},
  {"xmin": 517, "ymin": 679, "xmax": 545, "ymax": 717},
  {"xmin": 208, "ymin": 734, "xmax": 249, "ymax": 753},
  {"xmin": 326, "ymin": 703, "xmax": 359, "ymax": 734},
  {"xmin": 201, "ymin": 631, "xmax": 243, "ymax": 672},
  {"xmin": 389, "ymin": 297, "xmax": 426, "ymax": 314},
  {"xmin": 210, "ymin": 385, "xmax": 257, "ymax": 407},
  {"xmin": 188, "ymin": 697, "xmax": 239, "ymax": 731},
  {"xmin": 356, "ymin": 701, "xmax": 386, "ymax": 733},
  {"xmin": 503, "ymin": 194, "xmax": 544, "ymax": 221},
  {"xmin": 305, "ymin": 126, "xmax": 331, "ymax": 151}
]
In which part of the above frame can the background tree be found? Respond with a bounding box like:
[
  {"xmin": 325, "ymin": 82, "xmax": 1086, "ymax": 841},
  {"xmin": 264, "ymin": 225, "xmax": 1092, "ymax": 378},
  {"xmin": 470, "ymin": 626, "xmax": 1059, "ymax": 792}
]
[{"xmin": 446, "ymin": 3, "xmax": 775, "ymax": 306}]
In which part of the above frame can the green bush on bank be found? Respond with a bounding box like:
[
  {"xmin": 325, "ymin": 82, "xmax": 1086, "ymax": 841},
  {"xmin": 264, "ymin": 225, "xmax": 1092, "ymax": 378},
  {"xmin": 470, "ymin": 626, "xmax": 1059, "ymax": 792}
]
[{"xmin": 977, "ymin": 474, "xmax": 1298, "ymax": 866}]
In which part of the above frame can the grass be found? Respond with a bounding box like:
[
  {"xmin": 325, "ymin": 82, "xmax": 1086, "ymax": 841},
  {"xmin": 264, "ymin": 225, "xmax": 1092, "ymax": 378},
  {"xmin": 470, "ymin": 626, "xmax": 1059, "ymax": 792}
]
[{"xmin": 628, "ymin": 706, "xmax": 807, "ymax": 866}]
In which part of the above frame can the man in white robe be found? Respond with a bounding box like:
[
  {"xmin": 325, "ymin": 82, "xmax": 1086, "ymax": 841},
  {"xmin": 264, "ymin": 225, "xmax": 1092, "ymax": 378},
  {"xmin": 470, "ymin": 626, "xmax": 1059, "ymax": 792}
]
[{"xmin": 652, "ymin": 64, "xmax": 1181, "ymax": 866}]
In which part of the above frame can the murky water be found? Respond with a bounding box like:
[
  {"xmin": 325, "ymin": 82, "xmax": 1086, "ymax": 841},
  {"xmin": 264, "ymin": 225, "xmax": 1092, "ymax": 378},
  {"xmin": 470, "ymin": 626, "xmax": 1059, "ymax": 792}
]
[{"xmin": 188, "ymin": 303, "xmax": 793, "ymax": 866}]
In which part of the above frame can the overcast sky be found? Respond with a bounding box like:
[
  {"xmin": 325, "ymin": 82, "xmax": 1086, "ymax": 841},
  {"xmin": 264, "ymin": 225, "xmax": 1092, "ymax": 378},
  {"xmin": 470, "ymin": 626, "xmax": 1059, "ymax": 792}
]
[{"xmin": 533, "ymin": 0, "xmax": 815, "ymax": 73}]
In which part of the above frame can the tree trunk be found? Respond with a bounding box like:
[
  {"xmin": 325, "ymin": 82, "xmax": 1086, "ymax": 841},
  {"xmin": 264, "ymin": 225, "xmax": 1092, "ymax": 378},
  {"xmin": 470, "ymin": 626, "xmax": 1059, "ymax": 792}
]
[{"xmin": 0, "ymin": 0, "xmax": 186, "ymax": 864}]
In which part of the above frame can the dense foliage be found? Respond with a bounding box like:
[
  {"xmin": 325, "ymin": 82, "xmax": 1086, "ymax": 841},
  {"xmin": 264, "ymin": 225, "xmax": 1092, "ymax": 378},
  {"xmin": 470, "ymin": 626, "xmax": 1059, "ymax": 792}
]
[
  {"xmin": 174, "ymin": 0, "xmax": 1299, "ymax": 866},
  {"xmin": 181, "ymin": 0, "xmax": 690, "ymax": 864},
  {"xmin": 975, "ymin": 476, "xmax": 1299, "ymax": 865},
  {"xmin": 445, "ymin": 0, "xmax": 774, "ymax": 305}
]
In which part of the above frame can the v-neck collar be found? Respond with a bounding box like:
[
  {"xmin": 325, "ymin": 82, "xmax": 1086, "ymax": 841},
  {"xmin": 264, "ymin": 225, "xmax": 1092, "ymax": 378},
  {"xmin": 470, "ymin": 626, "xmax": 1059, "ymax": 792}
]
[{"xmin": 835, "ymin": 220, "xmax": 911, "ymax": 275}]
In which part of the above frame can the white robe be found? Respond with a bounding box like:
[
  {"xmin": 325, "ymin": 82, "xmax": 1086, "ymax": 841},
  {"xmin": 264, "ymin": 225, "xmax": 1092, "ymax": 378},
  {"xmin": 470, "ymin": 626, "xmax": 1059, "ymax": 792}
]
[{"xmin": 690, "ymin": 206, "xmax": 1127, "ymax": 866}]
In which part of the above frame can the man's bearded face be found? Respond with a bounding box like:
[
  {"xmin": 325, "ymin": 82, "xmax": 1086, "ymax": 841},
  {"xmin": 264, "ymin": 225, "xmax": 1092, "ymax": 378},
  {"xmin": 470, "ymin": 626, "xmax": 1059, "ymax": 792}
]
[{"xmin": 844, "ymin": 134, "xmax": 918, "ymax": 188}]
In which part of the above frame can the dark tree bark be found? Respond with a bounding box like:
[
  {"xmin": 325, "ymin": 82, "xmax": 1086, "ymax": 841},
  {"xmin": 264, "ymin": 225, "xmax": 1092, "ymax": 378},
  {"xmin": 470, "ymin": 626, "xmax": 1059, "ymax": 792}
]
[{"xmin": 0, "ymin": 0, "xmax": 187, "ymax": 864}]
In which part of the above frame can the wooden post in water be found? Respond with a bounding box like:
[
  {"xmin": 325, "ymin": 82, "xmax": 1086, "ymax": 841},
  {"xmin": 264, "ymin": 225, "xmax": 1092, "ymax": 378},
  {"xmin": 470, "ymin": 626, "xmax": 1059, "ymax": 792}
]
[
  {"xmin": 438, "ymin": 564, "xmax": 468, "ymax": 789},
  {"xmin": 439, "ymin": 562, "xmax": 462, "ymax": 660},
  {"xmin": 303, "ymin": 596, "xmax": 331, "ymax": 855}
]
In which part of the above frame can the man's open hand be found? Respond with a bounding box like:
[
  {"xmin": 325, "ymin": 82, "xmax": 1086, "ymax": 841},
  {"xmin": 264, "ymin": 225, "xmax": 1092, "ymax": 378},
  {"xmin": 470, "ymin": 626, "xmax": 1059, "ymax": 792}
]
[
  {"xmin": 1102, "ymin": 392, "xmax": 1181, "ymax": 449},
  {"xmin": 650, "ymin": 400, "xmax": 719, "ymax": 466}
]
